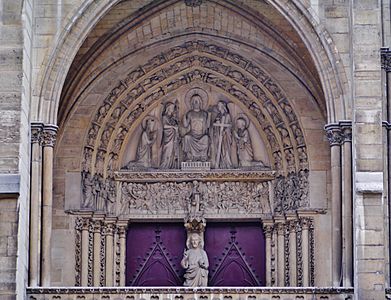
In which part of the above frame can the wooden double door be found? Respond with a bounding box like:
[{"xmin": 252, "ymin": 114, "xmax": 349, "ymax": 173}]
[{"xmin": 126, "ymin": 222, "xmax": 266, "ymax": 286}]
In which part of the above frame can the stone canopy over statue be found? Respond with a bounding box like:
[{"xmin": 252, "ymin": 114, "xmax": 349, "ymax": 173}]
[{"xmin": 124, "ymin": 87, "xmax": 268, "ymax": 170}]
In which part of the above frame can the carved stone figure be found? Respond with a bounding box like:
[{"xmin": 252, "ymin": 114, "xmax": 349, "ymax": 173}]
[
  {"xmin": 234, "ymin": 114, "xmax": 264, "ymax": 168},
  {"xmin": 182, "ymin": 93, "xmax": 210, "ymax": 162},
  {"xmin": 117, "ymin": 180, "xmax": 270, "ymax": 216},
  {"xmin": 104, "ymin": 179, "xmax": 116, "ymax": 214},
  {"xmin": 126, "ymin": 116, "xmax": 157, "ymax": 168},
  {"xmin": 278, "ymin": 126, "xmax": 292, "ymax": 148},
  {"xmin": 181, "ymin": 233, "xmax": 209, "ymax": 287},
  {"xmin": 211, "ymin": 101, "xmax": 233, "ymax": 168},
  {"xmin": 81, "ymin": 172, "xmax": 94, "ymax": 209},
  {"xmin": 187, "ymin": 181, "xmax": 203, "ymax": 216},
  {"xmin": 160, "ymin": 101, "xmax": 180, "ymax": 168}
]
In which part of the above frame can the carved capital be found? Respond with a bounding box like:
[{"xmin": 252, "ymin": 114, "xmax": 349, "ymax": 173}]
[
  {"xmin": 325, "ymin": 125, "xmax": 343, "ymax": 146},
  {"xmin": 81, "ymin": 218, "xmax": 90, "ymax": 231},
  {"xmin": 276, "ymin": 222, "xmax": 285, "ymax": 235},
  {"xmin": 381, "ymin": 47, "xmax": 391, "ymax": 72},
  {"xmin": 41, "ymin": 125, "xmax": 58, "ymax": 147},
  {"xmin": 105, "ymin": 223, "xmax": 115, "ymax": 236},
  {"xmin": 184, "ymin": 0, "xmax": 204, "ymax": 7},
  {"xmin": 92, "ymin": 220, "xmax": 102, "ymax": 233},
  {"xmin": 340, "ymin": 121, "xmax": 352, "ymax": 143},
  {"xmin": 31, "ymin": 122, "xmax": 44, "ymax": 144},
  {"xmin": 263, "ymin": 224, "xmax": 273, "ymax": 238},
  {"xmin": 118, "ymin": 225, "xmax": 127, "ymax": 238},
  {"xmin": 300, "ymin": 217, "xmax": 311, "ymax": 230},
  {"xmin": 288, "ymin": 220, "xmax": 297, "ymax": 233}
]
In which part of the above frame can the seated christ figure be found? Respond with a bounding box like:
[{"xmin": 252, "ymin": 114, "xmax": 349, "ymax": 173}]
[{"xmin": 182, "ymin": 94, "xmax": 210, "ymax": 162}]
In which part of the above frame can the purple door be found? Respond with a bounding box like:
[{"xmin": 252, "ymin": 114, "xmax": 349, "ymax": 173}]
[
  {"xmin": 126, "ymin": 222, "xmax": 265, "ymax": 286},
  {"xmin": 126, "ymin": 223, "xmax": 186, "ymax": 286},
  {"xmin": 205, "ymin": 222, "xmax": 266, "ymax": 286}
]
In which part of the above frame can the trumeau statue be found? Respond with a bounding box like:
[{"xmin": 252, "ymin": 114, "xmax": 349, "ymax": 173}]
[{"xmin": 181, "ymin": 233, "xmax": 209, "ymax": 287}]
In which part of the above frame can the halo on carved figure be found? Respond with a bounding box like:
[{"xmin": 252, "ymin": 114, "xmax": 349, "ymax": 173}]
[
  {"xmin": 234, "ymin": 113, "xmax": 250, "ymax": 129},
  {"xmin": 186, "ymin": 232, "xmax": 204, "ymax": 249},
  {"xmin": 141, "ymin": 115, "xmax": 158, "ymax": 130},
  {"xmin": 185, "ymin": 88, "xmax": 209, "ymax": 110}
]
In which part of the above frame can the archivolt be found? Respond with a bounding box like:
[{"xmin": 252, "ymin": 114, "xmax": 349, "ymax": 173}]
[
  {"xmin": 34, "ymin": 0, "xmax": 348, "ymax": 125},
  {"xmin": 80, "ymin": 41, "xmax": 308, "ymax": 177}
]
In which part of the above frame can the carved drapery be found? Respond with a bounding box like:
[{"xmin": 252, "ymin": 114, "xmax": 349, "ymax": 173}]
[
  {"xmin": 263, "ymin": 215, "xmax": 315, "ymax": 287},
  {"xmin": 75, "ymin": 216, "xmax": 127, "ymax": 287}
]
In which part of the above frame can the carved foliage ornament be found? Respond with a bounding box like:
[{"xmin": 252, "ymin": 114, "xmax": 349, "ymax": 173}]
[{"xmin": 274, "ymin": 169, "xmax": 309, "ymax": 212}]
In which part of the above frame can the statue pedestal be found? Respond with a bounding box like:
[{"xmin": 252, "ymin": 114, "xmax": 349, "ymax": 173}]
[{"xmin": 181, "ymin": 161, "xmax": 211, "ymax": 171}]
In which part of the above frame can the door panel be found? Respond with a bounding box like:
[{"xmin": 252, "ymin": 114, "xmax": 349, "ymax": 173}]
[{"xmin": 126, "ymin": 222, "xmax": 265, "ymax": 286}]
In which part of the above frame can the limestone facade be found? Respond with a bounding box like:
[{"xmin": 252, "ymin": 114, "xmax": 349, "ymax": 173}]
[{"xmin": 0, "ymin": 0, "xmax": 390, "ymax": 299}]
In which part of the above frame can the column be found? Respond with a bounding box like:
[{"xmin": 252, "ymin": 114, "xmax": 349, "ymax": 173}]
[
  {"xmin": 276, "ymin": 220, "xmax": 285, "ymax": 286},
  {"xmin": 81, "ymin": 218, "xmax": 90, "ymax": 286},
  {"xmin": 301, "ymin": 217, "xmax": 310, "ymax": 287},
  {"xmin": 263, "ymin": 221, "xmax": 273, "ymax": 286},
  {"xmin": 29, "ymin": 123, "xmax": 43, "ymax": 286},
  {"xmin": 118, "ymin": 222, "xmax": 127, "ymax": 286},
  {"xmin": 105, "ymin": 222, "xmax": 115, "ymax": 286},
  {"xmin": 92, "ymin": 219, "xmax": 102, "ymax": 286},
  {"xmin": 288, "ymin": 219, "xmax": 297, "ymax": 286},
  {"xmin": 341, "ymin": 123, "xmax": 353, "ymax": 287},
  {"xmin": 326, "ymin": 125, "xmax": 342, "ymax": 286},
  {"xmin": 40, "ymin": 125, "xmax": 58, "ymax": 286}
]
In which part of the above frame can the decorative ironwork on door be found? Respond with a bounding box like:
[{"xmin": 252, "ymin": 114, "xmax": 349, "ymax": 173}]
[{"xmin": 126, "ymin": 222, "xmax": 265, "ymax": 286}]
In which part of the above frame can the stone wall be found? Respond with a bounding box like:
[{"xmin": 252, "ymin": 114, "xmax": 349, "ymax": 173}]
[{"xmin": 0, "ymin": 0, "xmax": 28, "ymax": 299}]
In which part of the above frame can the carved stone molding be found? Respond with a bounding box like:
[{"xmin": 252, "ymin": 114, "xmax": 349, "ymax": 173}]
[
  {"xmin": 27, "ymin": 286, "xmax": 354, "ymax": 296},
  {"xmin": 74, "ymin": 216, "xmax": 128, "ymax": 288},
  {"xmin": 381, "ymin": 47, "xmax": 391, "ymax": 72},
  {"xmin": 41, "ymin": 125, "xmax": 58, "ymax": 148},
  {"xmin": 115, "ymin": 169, "xmax": 274, "ymax": 182}
]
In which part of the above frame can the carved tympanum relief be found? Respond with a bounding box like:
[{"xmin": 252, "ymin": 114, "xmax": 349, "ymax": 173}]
[
  {"xmin": 119, "ymin": 180, "xmax": 270, "ymax": 216},
  {"xmin": 123, "ymin": 88, "xmax": 267, "ymax": 171},
  {"xmin": 78, "ymin": 40, "xmax": 310, "ymax": 217}
]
